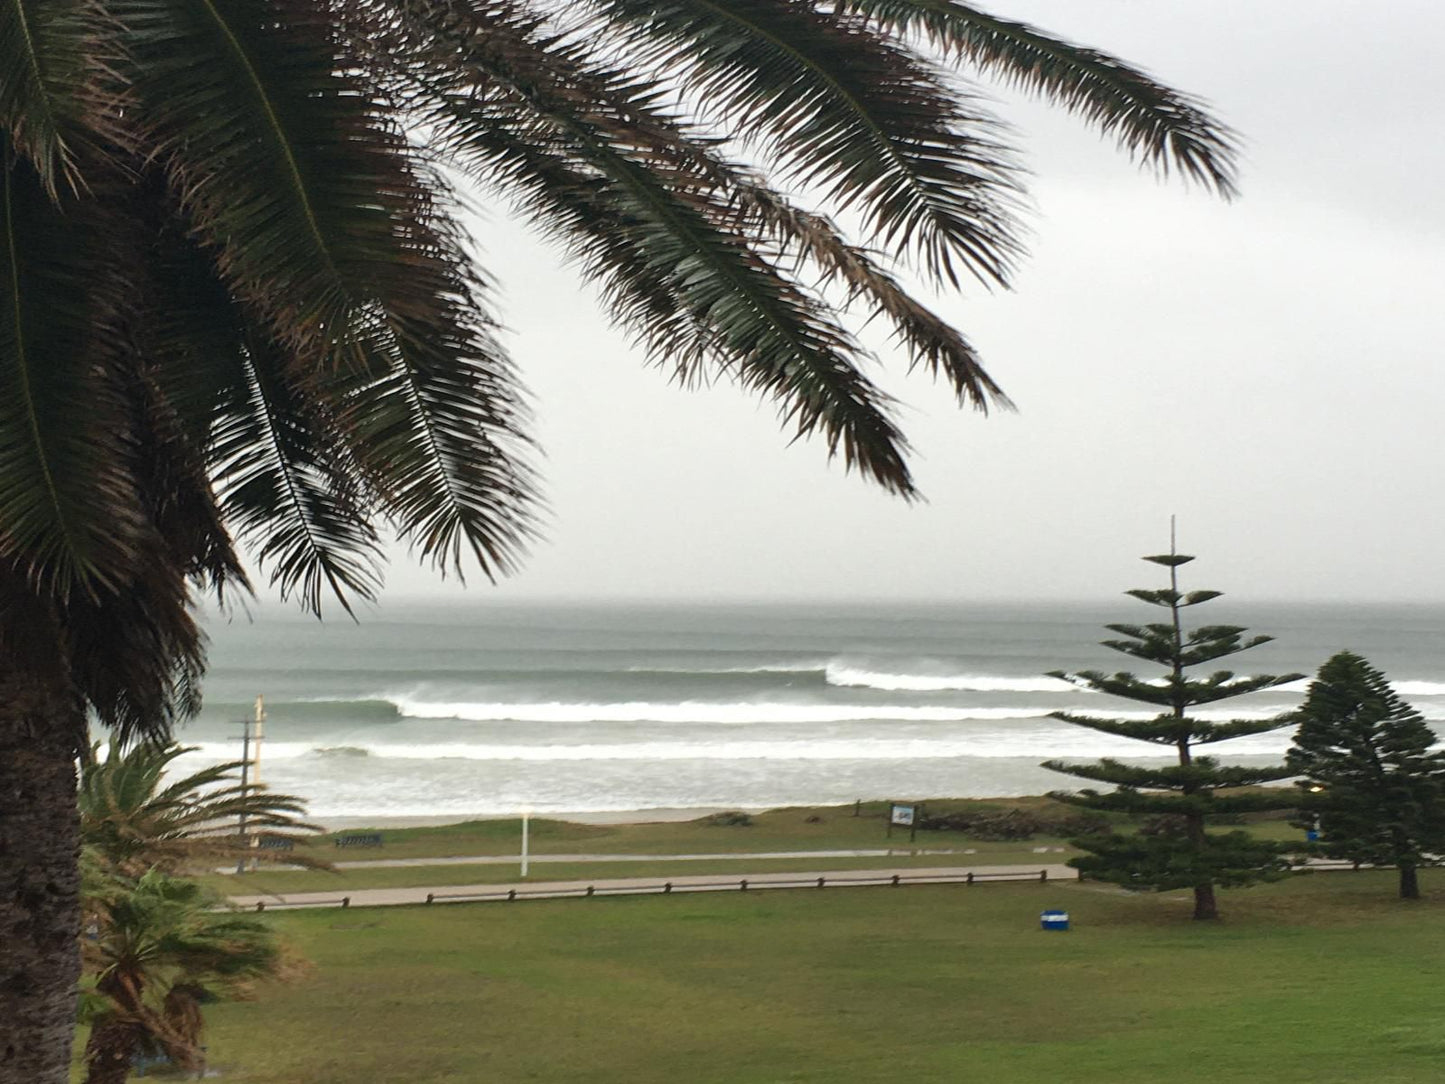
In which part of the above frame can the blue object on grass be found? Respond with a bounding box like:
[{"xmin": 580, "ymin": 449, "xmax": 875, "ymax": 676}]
[{"xmin": 1040, "ymin": 909, "xmax": 1070, "ymax": 931}]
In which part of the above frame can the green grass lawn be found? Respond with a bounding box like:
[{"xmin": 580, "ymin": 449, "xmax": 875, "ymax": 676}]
[{"xmin": 142, "ymin": 870, "xmax": 1445, "ymax": 1084}]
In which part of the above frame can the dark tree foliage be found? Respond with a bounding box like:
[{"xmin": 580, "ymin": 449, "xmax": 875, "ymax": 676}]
[
  {"xmin": 1288, "ymin": 651, "xmax": 1445, "ymax": 900},
  {"xmin": 1043, "ymin": 548, "xmax": 1302, "ymax": 920}
]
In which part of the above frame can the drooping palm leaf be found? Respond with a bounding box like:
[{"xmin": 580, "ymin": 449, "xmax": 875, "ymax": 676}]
[
  {"xmin": 574, "ymin": 0, "xmax": 1024, "ymax": 287},
  {"xmin": 0, "ymin": 0, "xmax": 114, "ymax": 195},
  {"xmin": 839, "ymin": 0, "xmax": 1239, "ymax": 196},
  {"xmin": 117, "ymin": 0, "xmax": 471, "ymax": 367},
  {"xmin": 0, "ymin": 146, "xmax": 142, "ymax": 594},
  {"xmin": 382, "ymin": 6, "xmax": 919, "ymax": 491},
  {"xmin": 207, "ymin": 328, "xmax": 385, "ymax": 613}
]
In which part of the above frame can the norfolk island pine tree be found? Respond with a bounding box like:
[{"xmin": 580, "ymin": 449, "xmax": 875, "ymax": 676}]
[
  {"xmin": 0, "ymin": 2, "xmax": 1241, "ymax": 1078},
  {"xmin": 1289, "ymin": 651, "xmax": 1445, "ymax": 900},
  {"xmin": 1043, "ymin": 547, "xmax": 1304, "ymax": 920}
]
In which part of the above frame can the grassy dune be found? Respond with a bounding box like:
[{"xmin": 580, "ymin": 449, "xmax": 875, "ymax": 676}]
[{"xmin": 208, "ymin": 797, "xmax": 1299, "ymax": 896}]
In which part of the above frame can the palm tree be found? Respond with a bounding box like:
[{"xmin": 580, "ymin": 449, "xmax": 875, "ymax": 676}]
[
  {"xmin": 79, "ymin": 870, "xmax": 285, "ymax": 1084},
  {"xmin": 0, "ymin": 2, "xmax": 1237, "ymax": 1078},
  {"xmin": 80, "ymin": 742, "xmax": 329, "ymax": 876}
]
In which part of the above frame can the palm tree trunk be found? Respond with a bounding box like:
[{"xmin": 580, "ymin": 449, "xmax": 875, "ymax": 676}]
[
  {"xmin": 1399, "ymin": 862, "xmax": 1421, "ymax": 900},
  {"xmin": 0, "ymin": 668, "xmax": 85, "ymax": 1084},
  {"xmin": 82, "ymin": 1018, "xmax": 143, "ymax": 1084}
]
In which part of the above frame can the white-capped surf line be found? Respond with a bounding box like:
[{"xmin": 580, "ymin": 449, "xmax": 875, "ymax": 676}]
[
  {"xmin": 624, "ymin": 660, "xmax": 829, "ymax": 674},
  {"xmin": 176, "ymin": 729, "xmax": 1294, "ymax": 763},
  {"xmin": 824, "ymin": 665, "xmax": 1079, "ymax": 693},
  {"xmin": 390, "ymin": 699, "xmax": 1061, "ymax": 724},
  {"xmin": 386, "ymin": 697, "xmax": 1306, "ymax": 725}
]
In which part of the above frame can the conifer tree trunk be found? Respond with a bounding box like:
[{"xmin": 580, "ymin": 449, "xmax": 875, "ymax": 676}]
[
  {"xmin": 1399, "ymin": 862, "xmax": 1420, "ymax": 901},
  {"xmin": 1186, "ymin": 809, "xmax": 1219, "ymax": 919},
  {"xmin": 0, "ymin": 668, "xmax": 84, "ymax": 1084},
  {"xmin": 1192, "ymin": 883, "xmax": 1219, "ymax": 920}
]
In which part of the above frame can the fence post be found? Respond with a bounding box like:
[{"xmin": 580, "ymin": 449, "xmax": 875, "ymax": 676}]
[{"xmin": 342, "ymin": 896, "xmax": 350, "ymax": 909}]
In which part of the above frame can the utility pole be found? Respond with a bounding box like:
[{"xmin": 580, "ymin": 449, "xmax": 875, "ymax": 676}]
[
  {"xmin": 251, "ymin": 695, "xmax": 266, "ymax": 791},
  {"xmin": 235, "ymin": 696, "xmax": 267, "ymax": 874},
  {"xmin": 236, "ymin": 715, "xmax": 252, "ymax": 875}
]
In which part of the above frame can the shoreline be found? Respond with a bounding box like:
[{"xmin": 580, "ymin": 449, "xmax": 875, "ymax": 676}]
[{"xmin": 317, "ymin": 806, "xmax": 745, "ymax": 830}]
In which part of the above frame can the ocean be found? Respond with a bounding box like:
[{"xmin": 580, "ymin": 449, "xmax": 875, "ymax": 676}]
[{"xmin": 171, "ymin": 599, "xmax": 1445, "ymax": 821}]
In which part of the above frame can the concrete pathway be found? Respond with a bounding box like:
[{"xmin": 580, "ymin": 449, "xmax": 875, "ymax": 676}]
[
  {"xmin": 227, "ymin": 862, "xmax": 1079, "ymax": 911},
  {"xmin": 218, "ymin": 846, "xmax": 1001, "ymax": 874}
]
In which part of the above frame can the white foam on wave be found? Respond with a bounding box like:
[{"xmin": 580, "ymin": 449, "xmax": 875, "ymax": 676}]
[
  {"xmin": 391, "ymin": 698, "xmax": 1059, "ymax": 724},
  {"xmin": 625, "ymin": 661, "xmax": 828, "ymax": 675},
  {"xmin": 389, "ymin": 696, "xmax": 1315, "ymax": 726},
  {"xmin": 1394, "ymin": 680, "xmax": 1445, "ymax": 696},
  {"xmin": 181, "ymin": 729, "xmax": 1295, "ymax": 764},
  {"xmin": 825, "ymin": 664, "xmax": 1078, "ymax": 693}
]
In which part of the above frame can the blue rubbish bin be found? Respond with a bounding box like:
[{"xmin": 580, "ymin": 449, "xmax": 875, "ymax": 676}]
[{"xmin": 1040, "ymin": 909, "xmax": 1070, "ymax": 932}]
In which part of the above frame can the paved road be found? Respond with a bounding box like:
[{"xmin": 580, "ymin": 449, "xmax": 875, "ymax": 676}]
[{"xmin": 227, "ymin": 862, "xmax": 1080, "ymax": 911}]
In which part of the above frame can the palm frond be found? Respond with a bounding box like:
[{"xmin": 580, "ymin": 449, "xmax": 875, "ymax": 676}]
[
  {"xmin": 80, "ymin": 742, "xmax": 329, "ymax": 875},
  {"xmin": 116, "ymin": 0, "xmax": 477, "ymax": 368},
  {"xmin": 377, "ymin": 4, "xmax": 919, "ymax": 493},
  {"xmin": 60, "ymin": 539, "xmax": 205, "ymax": 744},
  {"xmin": 0, "ymin": 146, "xmax": 143, "ymax": 594},
  {"xmin": 575, "ymin": 0, "xmax": 1024, "ymax": 287},
  {"xmin": 341, "ymin": 308, "xmax": 541, "ymax": 580},
  {"xmin": 841, "ymin": 0, "xmax": 1239, "ymax": 196},
  {"xmin": 0, "ymin": 0, "xmax": 116, "ymax": 195},
  {"xmin": 727, "ymin": 184, "xmax": 1012, "ymax": 412},
  {"xmin": 207, "ymin": 327, "xmax": 385, "ymax": 614}
]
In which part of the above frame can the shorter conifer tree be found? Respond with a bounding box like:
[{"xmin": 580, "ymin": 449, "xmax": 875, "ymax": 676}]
[
  {"xmin": 1289, "ymin": 651, "xmax": 1445, "ymax": 900},
  {"xmin": 1044, "ymin": 547, "xmax": 1303, "ymax": 920}
]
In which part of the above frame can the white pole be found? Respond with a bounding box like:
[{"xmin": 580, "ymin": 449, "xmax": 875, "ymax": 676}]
[
  {"xmin": 520, "ymin": 811, "xmax": 530, "ymax": 878},
  {"xmin": 250, "ymin": 696, "xmax": 266, "ymax": 871},
  {"xmin": 252, "ymin": 696, "xmax": 266, "ymax": 787}
]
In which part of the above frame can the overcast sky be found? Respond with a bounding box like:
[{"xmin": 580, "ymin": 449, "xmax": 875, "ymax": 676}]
[{"xmin": 370, "ymin": 0, "xmax": 1444, "ymax": 606}]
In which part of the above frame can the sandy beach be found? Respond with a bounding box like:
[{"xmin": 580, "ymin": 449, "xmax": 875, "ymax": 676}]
[{"xmin": 317, "ymin": 806, "xmax": 741, "ymax": 831}]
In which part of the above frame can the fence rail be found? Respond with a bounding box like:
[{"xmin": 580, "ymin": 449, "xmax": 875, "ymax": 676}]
[
  {"xmin": 419, "ymin": 868, "xmax": 1054, "ymax": 907},
  {"xmin": 244, "ymin": 868, "xmax": 1057, "ymax": 911},
  {"xmin": 239, "ymin": 858, "xmax": 1382, "ymax": 913},
  {"xmin": 252, "ymin": 896, "xmax": 352, "ymax": 912}
]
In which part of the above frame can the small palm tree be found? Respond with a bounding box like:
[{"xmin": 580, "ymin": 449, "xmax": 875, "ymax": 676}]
[
  {"xmin": 80, "ymin": 742, "xmax": 330, "ymax": 876},
  {"xmin": 80, "ymin": 871, "xmax": 285, "ymax": 1084}
]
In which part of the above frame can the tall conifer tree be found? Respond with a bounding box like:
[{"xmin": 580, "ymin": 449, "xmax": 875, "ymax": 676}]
[
  {"xmin": 1044, "ymin": 544, "xmax": 1303, "ymax": 920},
  {"xmin": 1288, "ymin": 651, "xmax": 1445, "ymax": 900}
]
